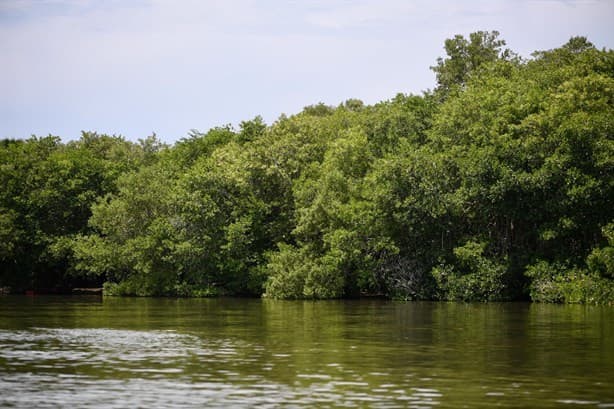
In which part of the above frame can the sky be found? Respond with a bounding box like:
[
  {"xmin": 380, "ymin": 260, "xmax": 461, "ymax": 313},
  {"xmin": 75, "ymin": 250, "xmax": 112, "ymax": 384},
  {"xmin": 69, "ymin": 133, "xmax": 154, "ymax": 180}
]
[{"xmin": 1, "ymin": 0, "xmax": 613, "ymax": 144}]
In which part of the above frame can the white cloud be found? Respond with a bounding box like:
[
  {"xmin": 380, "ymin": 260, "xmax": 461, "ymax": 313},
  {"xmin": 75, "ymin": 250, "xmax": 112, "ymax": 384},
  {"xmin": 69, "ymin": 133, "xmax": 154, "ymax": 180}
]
[
  {"xmin": 1, "ymin": 0, "xmax": 612, "ymax": 141},
  {"xmin": 303, "ymin": 1, "xmax": 420, "ymax": 29}
]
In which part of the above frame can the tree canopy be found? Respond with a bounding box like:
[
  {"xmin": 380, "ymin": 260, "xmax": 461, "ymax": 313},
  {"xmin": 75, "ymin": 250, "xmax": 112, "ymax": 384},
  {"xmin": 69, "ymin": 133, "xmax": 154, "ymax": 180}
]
[{"xmin": 1, "ymin": 32, "xmax": 612, "ymax": 304}]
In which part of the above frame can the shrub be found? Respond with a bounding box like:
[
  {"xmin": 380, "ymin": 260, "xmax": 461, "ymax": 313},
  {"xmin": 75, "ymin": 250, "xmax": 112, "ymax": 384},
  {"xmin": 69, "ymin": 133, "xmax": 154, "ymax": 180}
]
[
  {"xmin": 264, "ymin": 244, "xmax": 345, "ymax": 299},
  {"xmin": 432, "ymin": 241, "xmax": 511, "ymax": 301},
  {"xmin": 526, "ymin": 261, "xmax": 614, "ymax": 305}
]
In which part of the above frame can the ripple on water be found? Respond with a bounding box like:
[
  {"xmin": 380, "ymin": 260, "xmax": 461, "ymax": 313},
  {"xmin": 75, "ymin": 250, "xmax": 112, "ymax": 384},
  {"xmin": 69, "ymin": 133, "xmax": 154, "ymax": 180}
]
[
  {"xmin": 0, "ymin": 328, "xmax": 211, "ymax": 371},
  {"xmin": 1, "ymin": 323, "xmax": 611, "ymax": 408},
  {"xmin": 1, "ymin": 328, "xmax": 434, "ymax": 408}
]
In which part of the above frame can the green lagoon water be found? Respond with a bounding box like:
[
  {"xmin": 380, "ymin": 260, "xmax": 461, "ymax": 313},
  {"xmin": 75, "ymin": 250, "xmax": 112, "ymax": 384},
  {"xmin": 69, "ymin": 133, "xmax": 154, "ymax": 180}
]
[{"xmin": 0, "ymin": 296, "xmax": 613, "ymax": 408}]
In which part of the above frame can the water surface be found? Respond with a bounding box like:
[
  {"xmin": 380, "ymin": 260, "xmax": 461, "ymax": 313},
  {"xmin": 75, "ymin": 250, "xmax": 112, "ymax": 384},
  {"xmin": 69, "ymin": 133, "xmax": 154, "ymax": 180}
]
[{"xmin": 0, "ymin": 296, "xmax": 612, "ymax": 408}]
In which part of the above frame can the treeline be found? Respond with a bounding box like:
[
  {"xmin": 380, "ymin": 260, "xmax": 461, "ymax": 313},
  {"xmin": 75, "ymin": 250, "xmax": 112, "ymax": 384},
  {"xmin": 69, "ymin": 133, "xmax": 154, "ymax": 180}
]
[{"xmin": 1, "ymin": 32, "xmax": 612, "ymax": 303}]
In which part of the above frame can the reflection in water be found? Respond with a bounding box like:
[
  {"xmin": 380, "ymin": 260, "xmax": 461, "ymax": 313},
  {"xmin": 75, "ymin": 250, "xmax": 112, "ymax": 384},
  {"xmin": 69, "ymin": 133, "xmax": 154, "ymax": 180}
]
[
  {"xmin": 0, "ymin": 328, "xmax": 441, "ymax": 408},
  {"xmin": 0, "ymin": 297, "xmax": 613, "ymax": 408}
]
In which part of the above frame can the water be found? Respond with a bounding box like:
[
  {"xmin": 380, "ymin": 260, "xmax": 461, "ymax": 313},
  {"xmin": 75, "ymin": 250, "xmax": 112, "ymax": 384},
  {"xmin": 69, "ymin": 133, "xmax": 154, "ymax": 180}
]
[{"xmin": 0, "ymin": 296, "xmax": 612, "ymax": 408}]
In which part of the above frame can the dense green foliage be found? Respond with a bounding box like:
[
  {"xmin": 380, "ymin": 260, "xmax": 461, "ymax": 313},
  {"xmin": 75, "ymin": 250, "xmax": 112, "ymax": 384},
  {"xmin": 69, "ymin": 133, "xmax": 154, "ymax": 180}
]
[
  {"xmin": 0, "ymin": 133, "xmax": 164, "ymax": 290},
  {"xmin": 1, "ymin": 33, "xmax": 612, "ymax": 303}
]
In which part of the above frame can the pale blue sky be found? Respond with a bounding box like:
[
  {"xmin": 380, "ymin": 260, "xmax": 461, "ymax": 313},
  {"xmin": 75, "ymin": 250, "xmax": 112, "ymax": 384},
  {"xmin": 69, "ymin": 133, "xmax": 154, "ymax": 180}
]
[{"xmin": 1, "ymin": 0, "xmax": 613, "ymax": 143}]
